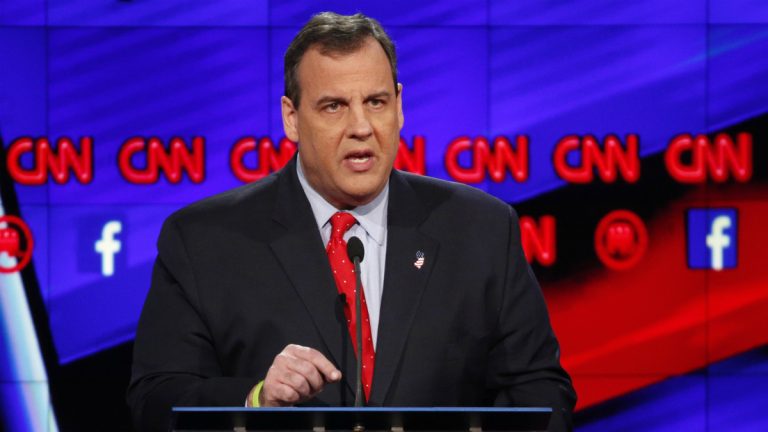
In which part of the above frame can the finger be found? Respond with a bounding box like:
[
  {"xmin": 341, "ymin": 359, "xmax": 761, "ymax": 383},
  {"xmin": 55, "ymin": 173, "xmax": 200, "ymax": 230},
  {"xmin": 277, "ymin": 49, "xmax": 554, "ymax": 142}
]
[
  {"xmin": 285, "ymin": 357, "xmax": 325, "ymax": 394},
  {"xmin": 278, "ymin": 367, "xmax": 313, "ymax": 397},
  {"xmin": 274, "ymin": 350, "xmax": 317, "ymax": 391},
  {"xmin": 278, "ymin": 346, "xmax": 331, "ymax": 395},
  {"xmin": 287, "ymin": 345, "xmax": 342, "ymax": 382},
  {"xmin": 262, "ymin": 367, "xmax": 301, "ymax": 407}
]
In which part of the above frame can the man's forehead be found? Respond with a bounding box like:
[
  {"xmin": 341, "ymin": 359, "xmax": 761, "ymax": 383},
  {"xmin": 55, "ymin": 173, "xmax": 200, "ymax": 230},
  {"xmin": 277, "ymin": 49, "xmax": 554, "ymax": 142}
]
[{"xmin": 296, "ymin": 38, "xmax": 394, "ymax": 98}]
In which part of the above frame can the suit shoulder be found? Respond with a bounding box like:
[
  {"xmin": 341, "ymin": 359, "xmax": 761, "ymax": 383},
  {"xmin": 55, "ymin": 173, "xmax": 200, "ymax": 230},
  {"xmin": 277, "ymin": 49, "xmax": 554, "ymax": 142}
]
[
  {"xmin": 165, "ymin": 172, "xmax": 279, "ymax": 229},
  {"xmin": 398, "ymin": 171, "xmax": 513, "ymax": 216}
]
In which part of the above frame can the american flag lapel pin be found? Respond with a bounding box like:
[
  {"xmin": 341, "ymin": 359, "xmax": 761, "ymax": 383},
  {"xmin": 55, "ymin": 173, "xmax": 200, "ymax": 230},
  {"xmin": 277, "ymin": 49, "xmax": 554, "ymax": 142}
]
[{"xmin": 414, "ymin": 250, "xmax": 425, "ymax": 269}]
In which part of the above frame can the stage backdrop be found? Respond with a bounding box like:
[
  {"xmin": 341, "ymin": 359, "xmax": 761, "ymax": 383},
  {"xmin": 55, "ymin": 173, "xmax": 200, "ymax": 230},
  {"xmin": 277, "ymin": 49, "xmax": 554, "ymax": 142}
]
[{"xmin": 1, "ymin": 1, "xmax": 767, "ymax": 430}]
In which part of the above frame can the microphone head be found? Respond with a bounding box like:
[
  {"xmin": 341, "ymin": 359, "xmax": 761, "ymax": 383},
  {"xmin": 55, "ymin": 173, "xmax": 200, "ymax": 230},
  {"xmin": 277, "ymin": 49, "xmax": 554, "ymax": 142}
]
[{"xmin": 347, "ymin": 236, "xmax": 365, "ymax": 263}]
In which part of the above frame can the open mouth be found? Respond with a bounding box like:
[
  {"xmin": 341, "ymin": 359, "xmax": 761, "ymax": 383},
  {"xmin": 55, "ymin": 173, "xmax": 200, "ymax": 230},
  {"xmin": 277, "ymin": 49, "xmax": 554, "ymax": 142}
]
[{"xmin": 343, "ymin": 149, "xmax": 375, "ymax": 171}]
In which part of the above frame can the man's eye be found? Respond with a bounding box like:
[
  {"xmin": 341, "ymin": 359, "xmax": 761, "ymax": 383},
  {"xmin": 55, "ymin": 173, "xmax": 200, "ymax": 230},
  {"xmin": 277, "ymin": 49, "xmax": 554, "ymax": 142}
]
[
  {"xmin": 325, "ymin": 102, "xmax": 340, "ymax": 112},
  {"xmin": 369, "ymin": 99, "xmax": 384, "ymax": 107}
]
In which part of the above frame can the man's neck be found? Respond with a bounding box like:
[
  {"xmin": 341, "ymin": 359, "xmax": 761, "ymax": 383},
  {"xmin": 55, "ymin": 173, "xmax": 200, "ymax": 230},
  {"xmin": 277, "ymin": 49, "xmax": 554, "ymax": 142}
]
[{"xmin": 296, "ymin": 152, "xmax": 388, "ymax": 243}]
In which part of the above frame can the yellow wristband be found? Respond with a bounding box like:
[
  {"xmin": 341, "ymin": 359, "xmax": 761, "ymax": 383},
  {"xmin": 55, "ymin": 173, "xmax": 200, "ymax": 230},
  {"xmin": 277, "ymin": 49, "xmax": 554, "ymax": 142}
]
[{"xmin": 250, "ymin": 380, "xmax": 265, "ymax": 408}]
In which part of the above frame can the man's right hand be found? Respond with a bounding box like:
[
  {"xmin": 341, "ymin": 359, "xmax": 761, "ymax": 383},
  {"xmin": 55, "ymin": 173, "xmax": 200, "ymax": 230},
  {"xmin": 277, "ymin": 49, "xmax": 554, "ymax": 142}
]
[{"xmin": 258, "ymin": 344, "xmax": 342, "ymax": 407}]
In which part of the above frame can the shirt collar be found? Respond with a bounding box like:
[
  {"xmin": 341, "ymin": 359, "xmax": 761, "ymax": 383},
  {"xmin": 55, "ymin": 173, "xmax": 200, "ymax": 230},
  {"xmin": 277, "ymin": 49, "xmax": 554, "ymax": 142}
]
[{"xmin": 296, "ymin": 153, "xmax": 388, "ymax": 246}]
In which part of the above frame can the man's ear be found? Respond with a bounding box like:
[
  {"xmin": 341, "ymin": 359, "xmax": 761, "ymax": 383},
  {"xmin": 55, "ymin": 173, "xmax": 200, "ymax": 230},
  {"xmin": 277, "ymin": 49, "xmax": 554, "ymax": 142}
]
[
  {"xmin": 396, "ymin": 83, "xmax": 404, "ymax": 130},
  {"xmin": 281, "ymin": 96, "xmax": 300, "ymax": 142}
]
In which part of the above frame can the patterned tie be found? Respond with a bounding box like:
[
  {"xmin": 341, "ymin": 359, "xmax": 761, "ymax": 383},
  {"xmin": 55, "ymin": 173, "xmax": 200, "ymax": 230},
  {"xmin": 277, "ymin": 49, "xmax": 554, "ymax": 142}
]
[{"xmin": 326, "ymin": 211, "xmax": 375, "ymax": 401}]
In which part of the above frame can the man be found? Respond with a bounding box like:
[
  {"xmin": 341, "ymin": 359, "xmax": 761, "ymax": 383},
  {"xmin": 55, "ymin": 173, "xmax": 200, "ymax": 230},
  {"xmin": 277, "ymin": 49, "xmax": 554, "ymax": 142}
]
[{"xmin": 127, "ymin": 12, "xmax": 576, "ymax": 432}]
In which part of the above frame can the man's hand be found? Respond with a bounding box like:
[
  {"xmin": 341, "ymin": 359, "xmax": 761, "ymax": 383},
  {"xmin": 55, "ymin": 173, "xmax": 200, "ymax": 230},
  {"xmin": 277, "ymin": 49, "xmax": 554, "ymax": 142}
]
[{"xmin": 259, "ymin": 344, "xmax": 342, "ymax": 407}]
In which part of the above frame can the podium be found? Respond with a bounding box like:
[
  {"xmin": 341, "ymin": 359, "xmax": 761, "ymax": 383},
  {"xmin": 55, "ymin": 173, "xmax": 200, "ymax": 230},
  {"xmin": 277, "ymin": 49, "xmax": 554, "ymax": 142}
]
[{"xmin": 171, "ymin": 407, "xmax": 552, "ymax": 432}]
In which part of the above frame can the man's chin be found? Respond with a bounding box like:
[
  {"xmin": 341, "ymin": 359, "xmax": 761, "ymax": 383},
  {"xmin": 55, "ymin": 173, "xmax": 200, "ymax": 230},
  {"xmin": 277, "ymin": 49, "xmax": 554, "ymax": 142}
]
[{"xmin": 337, "ymin": 185, "xmax": 385, "ymax": 208}]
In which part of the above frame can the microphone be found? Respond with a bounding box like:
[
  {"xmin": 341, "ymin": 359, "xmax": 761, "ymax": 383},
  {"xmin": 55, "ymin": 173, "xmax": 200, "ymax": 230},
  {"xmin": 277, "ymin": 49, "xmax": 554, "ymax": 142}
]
[
  {"xmin": 347, "ymin": 236, "xmax": 365, "ymax": 263},
  {"xmin": 346, "ymin": 236, "xmax": 365, "ymax": 407}
]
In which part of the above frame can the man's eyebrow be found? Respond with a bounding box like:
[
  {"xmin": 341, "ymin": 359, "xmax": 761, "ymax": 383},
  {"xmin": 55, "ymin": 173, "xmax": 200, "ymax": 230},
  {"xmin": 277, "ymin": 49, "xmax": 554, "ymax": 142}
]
[
  {"xmin": 365, "ymin": 91, "xmax": 392, "ymax": 101},
  {"xmin": 313, "ymin": 91, "xmax": 392, "ymax": 108},
  {"xmin": 314, "ymin": 95, "xmax": 348, "ymax": 108}
]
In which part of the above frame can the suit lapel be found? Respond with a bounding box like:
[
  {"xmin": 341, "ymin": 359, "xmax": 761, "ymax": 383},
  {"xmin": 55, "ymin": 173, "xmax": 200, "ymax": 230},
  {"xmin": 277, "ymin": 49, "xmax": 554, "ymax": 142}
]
[
  {"xmin": 268, "ymin": 159, "xmax": 357, "ymax": 397},
  {"xmin": 370, "ymin": 171, "xmax": 439, "ymax": 404}
]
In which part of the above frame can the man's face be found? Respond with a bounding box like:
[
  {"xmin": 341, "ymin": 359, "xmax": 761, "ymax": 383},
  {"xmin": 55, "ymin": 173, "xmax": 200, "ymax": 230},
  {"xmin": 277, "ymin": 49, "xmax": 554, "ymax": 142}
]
[{"xmin": 282, "ymin": 37, "xmax": 404, "ymax": 209}]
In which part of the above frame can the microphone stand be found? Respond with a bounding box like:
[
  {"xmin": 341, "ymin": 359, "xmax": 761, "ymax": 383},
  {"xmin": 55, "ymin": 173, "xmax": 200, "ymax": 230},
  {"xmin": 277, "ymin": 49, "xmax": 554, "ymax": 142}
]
[
  {"xmin": 347, "ymin": 236, "xmax": 366, "ymax": 430},
  {"xmin": 352, "ymin": 254, "xmax": 364, "ymax": 408}
]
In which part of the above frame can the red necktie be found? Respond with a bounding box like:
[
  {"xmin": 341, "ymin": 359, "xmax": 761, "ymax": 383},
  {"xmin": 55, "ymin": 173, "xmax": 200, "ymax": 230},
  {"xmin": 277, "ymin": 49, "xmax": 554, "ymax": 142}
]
[{"xmin": 326, "ymin": 211, "xmax": 375, "ymax": 401}]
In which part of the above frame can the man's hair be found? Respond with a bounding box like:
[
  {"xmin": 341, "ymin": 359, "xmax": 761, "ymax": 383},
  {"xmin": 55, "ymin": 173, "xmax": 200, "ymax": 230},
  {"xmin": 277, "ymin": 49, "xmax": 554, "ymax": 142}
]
[{"xmin": 284, "ymin": 12, "xmax": 398, "ymax": 108}]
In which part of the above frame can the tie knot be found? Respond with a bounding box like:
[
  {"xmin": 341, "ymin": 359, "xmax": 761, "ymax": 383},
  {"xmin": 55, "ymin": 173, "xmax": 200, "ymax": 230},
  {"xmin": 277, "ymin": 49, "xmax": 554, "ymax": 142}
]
[{"xmin": 330, "ymin": 212, "xmax": 357, "ymax": 240}]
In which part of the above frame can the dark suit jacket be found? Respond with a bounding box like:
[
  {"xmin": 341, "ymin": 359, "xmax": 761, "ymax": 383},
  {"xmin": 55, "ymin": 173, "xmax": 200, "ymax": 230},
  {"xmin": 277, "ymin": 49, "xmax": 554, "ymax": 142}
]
[{"xmin": 127, "ymin": 158, "xmax": 576, "ymax": 432}]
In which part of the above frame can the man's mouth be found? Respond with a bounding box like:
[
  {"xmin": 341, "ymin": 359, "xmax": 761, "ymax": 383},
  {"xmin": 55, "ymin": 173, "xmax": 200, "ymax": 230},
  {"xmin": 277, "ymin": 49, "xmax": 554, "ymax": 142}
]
[{"xmin": 344, "ymin": 150, "xmax": 375, "ymax": 171}]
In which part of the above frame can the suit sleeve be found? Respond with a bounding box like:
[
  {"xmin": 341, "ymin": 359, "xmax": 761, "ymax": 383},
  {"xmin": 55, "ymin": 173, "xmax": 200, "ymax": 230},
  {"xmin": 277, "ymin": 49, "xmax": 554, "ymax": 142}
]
[
  {"xmin": 126, "ymin": 218, "xmax": 258, "ymax": 432},
  {"xmin": 486, "ymin": 207, "xmax": 577, "ymax": 431}
]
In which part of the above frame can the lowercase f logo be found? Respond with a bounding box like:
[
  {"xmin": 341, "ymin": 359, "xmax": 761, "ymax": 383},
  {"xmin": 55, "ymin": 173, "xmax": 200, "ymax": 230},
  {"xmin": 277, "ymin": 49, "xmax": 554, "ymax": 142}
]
[
  {"xmin": 686, "ymin": 208, "xmax": 738, "ymax": 270},
  {"xmin": 706, "ymin": 216, "xmax": 732, "ymax": 270},
  {"xmin": 95, "ymin": 221, "xmax": 122, "ymax": 277}
]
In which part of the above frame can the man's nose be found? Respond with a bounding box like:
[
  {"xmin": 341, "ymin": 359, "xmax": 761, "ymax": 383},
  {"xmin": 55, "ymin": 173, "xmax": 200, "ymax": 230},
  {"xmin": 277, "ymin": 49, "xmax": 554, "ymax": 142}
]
[{"xmin": 346, "ymin": 105, "xmax": 373, "ymax": 140}]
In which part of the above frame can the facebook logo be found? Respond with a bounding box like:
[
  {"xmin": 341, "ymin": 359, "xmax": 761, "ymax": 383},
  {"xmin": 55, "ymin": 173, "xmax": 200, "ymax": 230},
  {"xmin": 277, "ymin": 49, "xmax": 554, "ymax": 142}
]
[
  {"xmin": 687, "ymin": 209, "xmax": 738, "ymax": 270},
  {"xmin": 94, "ymin": 221, "xmax": 122, "ymax": 277}
]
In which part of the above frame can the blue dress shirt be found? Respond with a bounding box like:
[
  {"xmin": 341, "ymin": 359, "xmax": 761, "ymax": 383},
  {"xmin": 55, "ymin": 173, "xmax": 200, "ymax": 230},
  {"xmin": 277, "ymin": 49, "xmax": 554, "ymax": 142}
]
[{"xmin": 296, "ymin": 155, "xmax": 388, "ymax": 349}]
